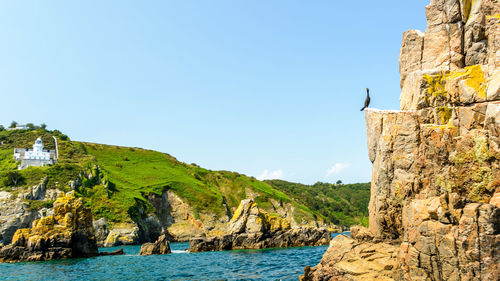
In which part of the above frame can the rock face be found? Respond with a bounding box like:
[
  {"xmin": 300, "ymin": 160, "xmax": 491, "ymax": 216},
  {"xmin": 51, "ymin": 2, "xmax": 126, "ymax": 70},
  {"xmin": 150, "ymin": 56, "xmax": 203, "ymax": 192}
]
[
  {"xmin": 303, "ymin": 1, "xmax": 500, "ymax": 280},
  {"xmin": 301, "ymin": 234, "xmax": 397, "ymax": 281},
  {"xmin": 0, "ymin": 192, "xmax": 99, "ymax": 262},
  {"xmin": 103, "ymin": 225, "xmax": 140, "ymax": 247},
  {"xmin": 0, "ymin": 178, "xmax": 62, "ymax": 245},
  {"xmin": 93, "ymin": 218, "xmax": 109, "ymax": 247},
  {"xmin": 0, "ymin": 191, "xmax": 39, "ymax": 245},
  {"xmin": 139, "ymin": 234, "xmax": 171, "ymax": 255},
  {"xmin": 189, "ymin": 199, "xmax": 330, "ymax": 252}
]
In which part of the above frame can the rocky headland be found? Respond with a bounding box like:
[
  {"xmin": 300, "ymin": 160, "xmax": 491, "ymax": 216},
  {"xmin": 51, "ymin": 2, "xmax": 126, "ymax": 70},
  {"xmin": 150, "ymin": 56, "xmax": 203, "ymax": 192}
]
[
  {"xmin": 0, "ymin": 192, "xmax": 99, "ymax": 262},
  {"xmin": 189, "ymin": 199, "xmax": 330, "ymax": 252},
  {"xmin": 0, "ymin": 130, "xmax": 367, "ymax": 249},
  {"xmin": 302, "ymin": 0, "xmax": 500, "ymax": 280}
]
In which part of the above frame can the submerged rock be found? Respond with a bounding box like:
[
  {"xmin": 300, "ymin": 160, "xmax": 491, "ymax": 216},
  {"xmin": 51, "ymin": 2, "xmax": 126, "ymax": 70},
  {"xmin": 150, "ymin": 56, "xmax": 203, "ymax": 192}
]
[
  {"xmin": 189, "ymin": 199, "xmax": 330, "ymax": 252},
  {"xmin": 100, "ymin": 248, "xmax": 125, "ymax": 256},
  {"xmin": 139, "ymin": 234, "xmax": 171, "ymax": 255},
  {"xmin": 0, "ymin": 192, "xmax": 99, "ymax": 262}
]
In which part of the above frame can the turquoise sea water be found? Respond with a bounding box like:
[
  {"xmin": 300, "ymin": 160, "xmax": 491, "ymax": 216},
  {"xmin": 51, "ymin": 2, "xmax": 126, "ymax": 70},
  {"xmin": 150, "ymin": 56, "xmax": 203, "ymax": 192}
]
[{"xmin": 0, "ymin": 232, "xmax": 350, "ymax": 281}]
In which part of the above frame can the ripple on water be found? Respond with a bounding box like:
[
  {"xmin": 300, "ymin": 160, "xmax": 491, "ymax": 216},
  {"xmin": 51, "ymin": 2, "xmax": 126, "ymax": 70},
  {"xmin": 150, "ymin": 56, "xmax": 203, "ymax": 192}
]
[{"xmin": 0, "ymin": 242, "xmax": 332, "ymax": 281}]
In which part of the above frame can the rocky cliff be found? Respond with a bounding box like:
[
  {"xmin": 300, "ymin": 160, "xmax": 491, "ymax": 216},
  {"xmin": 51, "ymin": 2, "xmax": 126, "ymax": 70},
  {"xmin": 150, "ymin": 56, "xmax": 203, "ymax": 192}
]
[
  {"xmin": 302, "ymin": 0, "xmax": 499, "ymax": 280},
  {"xmin": 0, "ymin": 192, "xmax": 99, "ymax": 262},
  {"xmin": 189, "ymin": 199, "xmax": 330, "ymax": 252},
  {"xmin": 0, "ymin": 177, "xmax": 63, "ymax": 245}
]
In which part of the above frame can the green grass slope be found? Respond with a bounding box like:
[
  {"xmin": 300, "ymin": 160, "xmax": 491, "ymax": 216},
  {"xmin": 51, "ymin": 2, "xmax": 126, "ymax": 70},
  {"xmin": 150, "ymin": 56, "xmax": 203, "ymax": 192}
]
[
  {"xmin": 82, "ymin": 143, "xmax": 319, "ymax": 224},
  {"xmin": 0, "ymin": 128, "xmax": 370, "ymax": 228}
]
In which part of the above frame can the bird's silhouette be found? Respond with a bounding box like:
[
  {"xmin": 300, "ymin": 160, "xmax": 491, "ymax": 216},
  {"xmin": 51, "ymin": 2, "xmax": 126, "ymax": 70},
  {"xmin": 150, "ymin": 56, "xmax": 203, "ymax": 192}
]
[{"xmin": 360, "ymin": 88, "xmax": 370, "ymax": 111}]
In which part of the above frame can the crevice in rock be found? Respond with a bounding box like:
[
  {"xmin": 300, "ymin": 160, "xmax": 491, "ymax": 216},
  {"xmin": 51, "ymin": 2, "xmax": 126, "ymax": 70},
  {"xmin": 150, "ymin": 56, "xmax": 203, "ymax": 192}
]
[
  {"xmin": 447, "ymin": 23, "xmax": 452, "ymax": 71},
  {"xmin": 475, "ymin": 205, "xmax": 482, "ymax": 279}
]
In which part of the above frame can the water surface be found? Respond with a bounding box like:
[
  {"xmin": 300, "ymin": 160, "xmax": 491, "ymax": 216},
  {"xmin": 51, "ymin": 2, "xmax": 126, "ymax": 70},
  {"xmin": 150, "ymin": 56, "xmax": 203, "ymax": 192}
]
[{"xmin": 0, "ymin": 232, "xmax": 350, "ymax": 280}]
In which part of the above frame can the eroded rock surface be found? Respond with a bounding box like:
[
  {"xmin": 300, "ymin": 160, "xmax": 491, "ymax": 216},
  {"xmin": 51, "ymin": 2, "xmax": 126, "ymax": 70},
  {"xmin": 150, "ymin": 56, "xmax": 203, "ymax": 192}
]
[
  {"xmin": 303, "ymin": 0, "xmax": 500, "ymax": 280},
  {"xmin": 103, "ymin": 225, "xmax": 140, "ymax": 247},
  {"xmin": 189, "ymin": 199, "xmax": 330, "ymax": 252},
  {"xmin": 0, "ymin": 178, "xmax": 65, "ymax": 245},
  {"xmin": 0, "ymin": 192, "xmax": 98, "ymax": 262},
  {"xmin": 139, "ymin": 234, "xmax": 171, "ymax": 256},
  {"xmin": 301, "ymin": 234, "xmax": 397, "ymax": 281}
]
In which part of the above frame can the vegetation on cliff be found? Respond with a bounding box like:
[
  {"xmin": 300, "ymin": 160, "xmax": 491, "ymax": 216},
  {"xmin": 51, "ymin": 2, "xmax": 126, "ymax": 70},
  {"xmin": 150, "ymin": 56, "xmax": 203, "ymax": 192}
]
[
  {"xmin": 0, "ymin": 128, "xmax": 370, "ymax": 230},
  {"xmin": 265, "ymin": 180, "xmax": 370, "ymax": 226}
]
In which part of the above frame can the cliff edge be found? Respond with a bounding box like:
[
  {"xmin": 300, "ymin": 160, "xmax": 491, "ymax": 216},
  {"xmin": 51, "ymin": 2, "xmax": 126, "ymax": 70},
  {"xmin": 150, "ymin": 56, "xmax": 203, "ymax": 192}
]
[
  {"xmin": 302, "ymin": 0, "xmax": 499, "ymax": 280},
  {"xmin": 0, "ymin": 192, "xmax": 99, "ymax": 262}
]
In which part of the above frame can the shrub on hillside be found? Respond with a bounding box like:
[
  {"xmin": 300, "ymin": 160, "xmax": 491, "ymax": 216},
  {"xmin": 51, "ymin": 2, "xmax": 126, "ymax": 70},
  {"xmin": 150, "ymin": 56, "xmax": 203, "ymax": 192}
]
[{"xmin": 3, "ymin": 171, "xmax": 24, "ymax": 187}]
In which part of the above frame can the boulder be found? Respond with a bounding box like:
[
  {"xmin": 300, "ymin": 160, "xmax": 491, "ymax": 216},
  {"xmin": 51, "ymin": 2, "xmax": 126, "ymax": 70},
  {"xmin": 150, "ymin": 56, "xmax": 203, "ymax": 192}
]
[
  {"xmin": 0, "ymin": 192, "xmax": 99, "ymax": 262},
  {"xmin": 139, "ymin": 234, "xmax": 171, "ymax": 255}
]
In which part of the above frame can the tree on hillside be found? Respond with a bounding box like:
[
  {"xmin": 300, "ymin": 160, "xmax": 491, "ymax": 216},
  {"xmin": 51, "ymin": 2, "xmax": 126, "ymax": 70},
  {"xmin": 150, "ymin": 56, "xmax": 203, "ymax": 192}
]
[
  {"xmin": 9, "ymin": 121, "xmax": 17, "ymax": 128},
  {"xmin": 40, "ymin": 123, "xmax": 47, "ymax": 130},
  {"xmin": 3, "ymin": 171, "xmax": 24, "ymax": 187},
  {"xmin": 26, "ymin": 123, "xmax": 35, "ymax": 130},
  {"xmin": 0, "ymin": 125, "xmax": 4, "ymax": 131},
  {"xmin": 336, "ymin": 180, "xmax": 342, "ymax": 185},
  {"xmin": 52, "ymin": 130, "xmax": 69, "ymax": 141}
]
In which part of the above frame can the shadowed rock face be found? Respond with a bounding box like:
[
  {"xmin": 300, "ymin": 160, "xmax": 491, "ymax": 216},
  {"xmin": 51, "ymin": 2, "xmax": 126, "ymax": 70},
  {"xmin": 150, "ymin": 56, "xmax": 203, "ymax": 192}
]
[
  {"xmin": 189, "ymin": 199, "xmax": 330, "ymax": 252},
  {"xmin": 139, "ymin": 234, "xmax": 171, "ymax": 256},
  {"xmin": 302, "ymin": 1, "xmax": 500, "ymax": 280},
  {"xmin": 0, "ymin": 192, "xmax": 99, "ymax": 262}
]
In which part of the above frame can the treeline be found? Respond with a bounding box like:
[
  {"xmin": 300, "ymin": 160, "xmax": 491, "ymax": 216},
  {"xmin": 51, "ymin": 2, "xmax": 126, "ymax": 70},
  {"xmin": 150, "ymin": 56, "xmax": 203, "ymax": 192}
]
[
  {"xmin": 265, "ymin": 180, "xmax": 370, "ymax": 227},
  {"xmin": 0, "ymin": 121, "xmax": 69, "ymax": 141}
]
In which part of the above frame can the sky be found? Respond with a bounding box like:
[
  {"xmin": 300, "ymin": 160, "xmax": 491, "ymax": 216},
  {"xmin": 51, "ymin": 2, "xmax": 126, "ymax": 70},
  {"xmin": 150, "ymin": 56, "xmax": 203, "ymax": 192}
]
[{"xmin": 0, "ymin": 0, "xmax": 430, "ymax": 184}]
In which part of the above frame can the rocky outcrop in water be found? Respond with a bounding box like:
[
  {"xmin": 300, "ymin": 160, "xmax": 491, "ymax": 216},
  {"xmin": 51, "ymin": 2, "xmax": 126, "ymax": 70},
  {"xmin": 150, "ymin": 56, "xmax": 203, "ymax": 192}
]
[
  {"xmin": 189, "ymin": 199, "xmax": 330, "ymax": 252},
  {"xmin": 302, "ymin": 0, "xmax": 500, "ymax": 280},
  {"xmin": 0, "ymin": 192, "xmax": 99, "ymax": 262},
  {"xmin": 139, "ymin": 234, "xmax": 171, "ymax": 255}
]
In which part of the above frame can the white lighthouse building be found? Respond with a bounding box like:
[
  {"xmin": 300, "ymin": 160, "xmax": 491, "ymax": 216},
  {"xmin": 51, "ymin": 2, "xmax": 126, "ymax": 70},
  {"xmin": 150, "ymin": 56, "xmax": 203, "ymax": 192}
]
[{"xmin": 14, "ymin": 137, "xmax": 58, "ymax": 170}]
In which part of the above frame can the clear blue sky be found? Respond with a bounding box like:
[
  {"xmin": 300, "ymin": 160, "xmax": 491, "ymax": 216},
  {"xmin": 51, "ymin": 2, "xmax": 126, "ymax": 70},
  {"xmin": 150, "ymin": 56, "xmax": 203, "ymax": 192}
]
[{"xmin": 0, "ymin": 1, "xmax": 429, "ymax": 184}]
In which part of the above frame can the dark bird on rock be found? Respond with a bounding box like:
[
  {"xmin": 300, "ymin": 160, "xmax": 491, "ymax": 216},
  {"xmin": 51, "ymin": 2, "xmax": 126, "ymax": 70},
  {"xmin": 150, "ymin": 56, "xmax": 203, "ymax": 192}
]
[{"xmin": 360, "ymin": 88, "xmax": 370, "ymax": 111}]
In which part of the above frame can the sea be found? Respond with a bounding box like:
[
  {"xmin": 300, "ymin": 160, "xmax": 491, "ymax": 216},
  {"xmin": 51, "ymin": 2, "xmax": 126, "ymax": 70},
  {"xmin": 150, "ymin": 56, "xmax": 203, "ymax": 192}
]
[{"xmin": 0, "ymin": 232, "xmax": 350, "ymax": 281}]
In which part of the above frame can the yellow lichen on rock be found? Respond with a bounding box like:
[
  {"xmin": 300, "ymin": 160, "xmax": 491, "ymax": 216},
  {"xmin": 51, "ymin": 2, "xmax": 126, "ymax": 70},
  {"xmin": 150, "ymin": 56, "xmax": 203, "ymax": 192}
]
[
  {"xmin": 436, "ymin": 106, "xmax": 453, "ymax": 124},
  {"xmin": 12, "ymin": 192, "xmax": 95, "ymax": 246},
  {"xmin": 1, "ymin": 192, "xmax": 98, "ymax": 262},
  {"xmin": 265, "ymin": 213, "xmax": 291, "ymax": 232},
  {"xmin": 448, "ymin": 65, "xmax": 487, "ymax": 100}
]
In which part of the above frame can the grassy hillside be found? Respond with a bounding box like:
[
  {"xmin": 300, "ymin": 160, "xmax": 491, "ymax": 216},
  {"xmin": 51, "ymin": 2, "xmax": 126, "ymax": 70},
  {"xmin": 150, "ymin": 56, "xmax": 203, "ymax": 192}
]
[
  {"xmin": 82, "ymin": 143, "xmax": 317, "ymax": 224},
  {"xmin": 266, "ymin": 180, "xmax": 370, "ymax": 226},
  {"xmin": 0, "ymin": 128, "xmax": 370, "ymax": 228}
]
